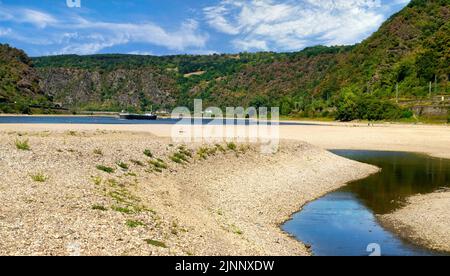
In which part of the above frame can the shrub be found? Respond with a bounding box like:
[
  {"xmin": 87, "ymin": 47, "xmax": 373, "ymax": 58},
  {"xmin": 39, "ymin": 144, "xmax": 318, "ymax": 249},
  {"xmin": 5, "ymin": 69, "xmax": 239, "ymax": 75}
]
[
  {"xmin": 93, "ymin": 148, "xmax": 103, "ymax": 155},
  {"xmin": 336, "ymin": 90, "xmax": 413, "ymax": 121}
]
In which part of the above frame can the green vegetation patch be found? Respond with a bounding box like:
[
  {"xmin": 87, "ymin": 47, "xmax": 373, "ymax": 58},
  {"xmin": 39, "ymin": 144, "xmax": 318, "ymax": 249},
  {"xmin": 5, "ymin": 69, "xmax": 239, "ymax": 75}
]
[
  {"xmin": 215, "ymin": 144, "xmax": 226, "ymax": 153},
  {"xmin": 15, "ymin": 139, "xmax": 30, "ymax": 151},
  {"xmin": 126, "ymin": 219, "xmax": 146, "ymax": 228},
  {"xmin": 149, "ymin": 159, "xmax": 168, "ymax": 170},
  {"xmin": 92, "ymin": 204, "xmax": 108, "ymax": 211},
  {"xmin": 130, "ymin": 159, "xmax": 145, "ymax": 166},
  {"xmin": 144, "ymin": 239, "xmax": 167, "ymax": 248},
  {"xmin": 96, "ymin": 165, "xmax": 115, "ymax": 173},
  {"xmin": 30, "ymin": 172, "xmax": 48, "ymax": 182},
  {"xmin": 143, "ymin": 149, "xmax": 153, "ymax": 158},
  {"xmin": 227, "ymin": 142, "xmax": 237, "ymax": 151},
  {"xmin": 116, "ymin": 161, "xmax": 129, "ymax": 170},
  {"xmin": 111, "ymin": 206, "xmax": 134, "ymax": 214},
  {"xmin": 91, "ymin": 176, "xmax": 102, "ymax": 185}
]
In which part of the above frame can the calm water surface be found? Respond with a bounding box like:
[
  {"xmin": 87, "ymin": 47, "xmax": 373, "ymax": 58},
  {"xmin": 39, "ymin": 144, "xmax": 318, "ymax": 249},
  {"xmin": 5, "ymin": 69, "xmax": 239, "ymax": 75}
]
[
  {"xmin": 0, "ymin": 116, "xmax": 318, "ymax": 126},
  {"xmin": 283, "ymin": 150, "xmax": 450, "ymax": 256}
]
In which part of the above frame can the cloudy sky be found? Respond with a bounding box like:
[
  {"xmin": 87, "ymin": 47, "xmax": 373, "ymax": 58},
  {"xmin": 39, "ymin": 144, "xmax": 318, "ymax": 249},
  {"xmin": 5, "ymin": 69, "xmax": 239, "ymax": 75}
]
[{"xmin": 0, "ymin": 0, "xmax": 410, "ymax": 56}]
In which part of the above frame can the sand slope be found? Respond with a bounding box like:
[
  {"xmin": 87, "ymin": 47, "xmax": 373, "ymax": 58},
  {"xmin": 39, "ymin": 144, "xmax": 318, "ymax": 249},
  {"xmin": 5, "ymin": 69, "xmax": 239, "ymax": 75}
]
[{"xmin": 380, "ymin": 191, "xmax": 450, "ymax": 253}]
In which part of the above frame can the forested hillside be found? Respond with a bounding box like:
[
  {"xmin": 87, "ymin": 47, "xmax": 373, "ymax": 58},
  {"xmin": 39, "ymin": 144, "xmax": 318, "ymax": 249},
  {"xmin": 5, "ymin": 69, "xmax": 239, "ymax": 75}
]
[{"xmin": 0, "ymin": 44, "xmax": 51, "ymax": 113}]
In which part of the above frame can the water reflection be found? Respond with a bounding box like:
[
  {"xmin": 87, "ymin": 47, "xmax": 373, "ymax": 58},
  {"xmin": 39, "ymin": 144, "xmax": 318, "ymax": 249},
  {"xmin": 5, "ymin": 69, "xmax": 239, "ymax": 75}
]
[{"xmin": 283, "ymin": 150, "xmax": 450, "ymax": 256}]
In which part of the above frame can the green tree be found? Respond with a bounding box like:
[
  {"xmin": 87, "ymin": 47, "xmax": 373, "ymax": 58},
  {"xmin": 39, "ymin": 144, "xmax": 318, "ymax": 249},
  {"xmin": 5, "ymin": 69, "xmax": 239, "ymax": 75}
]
[{"xmin": 336, "ymin": 88, "xmax": 359, "ymax": 121}]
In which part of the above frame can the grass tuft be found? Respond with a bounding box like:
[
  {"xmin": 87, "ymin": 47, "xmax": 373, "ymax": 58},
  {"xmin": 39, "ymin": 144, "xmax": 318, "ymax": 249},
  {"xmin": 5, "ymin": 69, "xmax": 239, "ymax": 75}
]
[
  {"xmin": 197, "ymin": 147, "xmax": 209, "ymax": 160},
  {"xmin": 170, "ymin": 151, "xmax": 190, "ymax": 164},
  {"xmin": 96, "ymin": 165, "xmax": 115, "ymax": 174},
  {"xmin": 197, "ymin": 146, "xmax": 218, "ymax": 159},
  {"xmin": 126, "ymin": 220, "xmax": 146, "ymax": 228},
  {"xmin": 143, "ymin": 149, "xmax": 153, "ymax": 158},
  {"xmin": 15, "ymin": 139, "xmax": 30, "ymax": 151},
  {"xmin": 92, "ymin": 204, "xmax": 108, "ymax": 211},
  {"xmin": 215, "ymin": 144, "xmax": 226, "ymax": 153},
  {"xmin": 93, "ymin": 148, "xmax": 103, "ymax": 155},
  {"xmin": 91, "ymin": 176, "xmax": 102, "ymax": 185},
  {"xmin": 111, "ymin": 206, "xmax": 134, "ymax": 214},
  {"xmin": 149, "ymin": 159, "xmax": 168, "ymax": 170},
  {"xmin": 144, "ymin": 239, "xmax": 167, "ymax": 248},
  {"xmin": 31, "ymin": 172, "xmax": 47, "ymax": 182},
  {"xmin": 130, "ymin": 159, "xmax": 144, "ymax": 166},
  {"xmin": 227, "ymin": 142, "xmax": 237, "ymax": 151},
  {"xmin": 116, "ymin": 161, "xmax": 129, "ymax": 170},
  {"xmin": 170, "ymin": 155, "xmax": 183, "ymax": 164}
]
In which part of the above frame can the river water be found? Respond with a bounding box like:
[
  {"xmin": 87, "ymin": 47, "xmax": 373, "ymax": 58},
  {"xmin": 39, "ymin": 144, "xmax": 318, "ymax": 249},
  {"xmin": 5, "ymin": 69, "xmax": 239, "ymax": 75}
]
[
  {"xmin": 283, "ymin": 150, "xmax": 450, "ymax": 256},
  {"xmin": 0, "ymin": 115, "xmax": 317, "ymax": 126}
]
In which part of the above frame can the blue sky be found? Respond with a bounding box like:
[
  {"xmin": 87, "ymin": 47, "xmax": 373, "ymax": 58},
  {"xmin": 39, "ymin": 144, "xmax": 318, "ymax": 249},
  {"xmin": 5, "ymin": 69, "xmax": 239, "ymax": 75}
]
[{"xmin": 0, "ymin": 0, "xmax": 410, "ymax": 56}]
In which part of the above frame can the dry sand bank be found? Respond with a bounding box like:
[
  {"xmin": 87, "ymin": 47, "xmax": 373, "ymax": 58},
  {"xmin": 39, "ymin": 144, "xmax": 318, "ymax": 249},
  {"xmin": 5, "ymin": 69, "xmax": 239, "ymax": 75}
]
[
  {"xmin": 380, "ymin": 190, "xmax": 450, "ymax": 253},
  {"xmin": 0, "ymin": 130, "xmax": 377, "ymax": 256},
  {"xmin": 1, "ymin": 121, "xmax": 449, "ymax": 158}
]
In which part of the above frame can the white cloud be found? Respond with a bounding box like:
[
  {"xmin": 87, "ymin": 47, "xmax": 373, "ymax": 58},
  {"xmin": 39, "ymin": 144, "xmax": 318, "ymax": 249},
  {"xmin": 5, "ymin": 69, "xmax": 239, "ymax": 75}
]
[
  {"xmin": 0, "ymin": 6, "xmax": 208, "ymax": 55},
  {"xmin": 0, "ymin": 6, "xmax": 58, "ymax": 28},
  {"xmin": 51, "ymin": 18, "xmax": 208, "ymax": 54},
  {"xmin": 21, "ymin": 9, "xmax": 59, "ymax": 28},
  {"xmin": 204, "ymin": 0, "xmax": 393, "ymax": 51},
  {"xmin": 204, "ymin": 4, "xmax": 241, "ymax": 35},
  {"xmin": 128, "ymin": 50, "xmax": 154, "ymax": 56},
  {"xmin": 0, "ymin": 27, "xmax": 12, "ymax": 36},
  {"xmin": 233, "ymin": 39, "xmax": 268, "ymax": 51}
]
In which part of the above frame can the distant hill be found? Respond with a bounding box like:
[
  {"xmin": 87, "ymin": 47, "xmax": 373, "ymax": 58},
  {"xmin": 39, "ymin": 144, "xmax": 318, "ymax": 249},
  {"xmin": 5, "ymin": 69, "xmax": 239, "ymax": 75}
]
[
  {"xmin": 7, "ymin": 0, "xmax": 450, "ymax": 118},
  {"xmin": 33, "ymin": 46, "xmax": 352, "ymax": 113},
  {"xmin": 0, "ymin": 44, "xmax": 51, "ymax": 113}
]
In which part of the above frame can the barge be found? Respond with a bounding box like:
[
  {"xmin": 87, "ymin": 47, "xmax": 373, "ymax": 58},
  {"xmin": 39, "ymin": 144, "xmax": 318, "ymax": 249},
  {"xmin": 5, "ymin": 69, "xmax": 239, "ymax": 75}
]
[{"xmin": 119, "ymin": 113, "xmax": 158, "ymax": 120}]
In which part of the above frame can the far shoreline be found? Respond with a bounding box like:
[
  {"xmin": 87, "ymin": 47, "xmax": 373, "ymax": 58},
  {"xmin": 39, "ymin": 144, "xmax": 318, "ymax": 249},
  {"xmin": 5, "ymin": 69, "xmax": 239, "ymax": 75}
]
[{"xmin": 1, "ymin": 113, "xmax": 449, "ymax": 126}]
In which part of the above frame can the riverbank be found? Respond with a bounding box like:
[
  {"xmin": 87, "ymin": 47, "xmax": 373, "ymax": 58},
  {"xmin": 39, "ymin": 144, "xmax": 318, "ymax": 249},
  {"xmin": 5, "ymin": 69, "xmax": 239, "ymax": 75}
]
[
  {"xmin": 380, "ymin": 191, "xmax": 450, "ymax": 253},
  {"xmin": 1, "ymin": 121, "xmax": 449, "ymax": 158},
  {"xmin": 0, "ymin": 130, "xmax": 377, "ymax": 256}
]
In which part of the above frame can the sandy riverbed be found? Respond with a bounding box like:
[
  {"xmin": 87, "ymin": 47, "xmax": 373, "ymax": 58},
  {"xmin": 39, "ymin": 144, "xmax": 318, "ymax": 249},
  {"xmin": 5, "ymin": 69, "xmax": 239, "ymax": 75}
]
[
  {"xmin": 0, "ymin": 130, "xmax": 378, "ymax": 256},
  {"xmin": 1, "ymin": 121, "xmax": 449, "ymax": 158},
  {"xmin": 380, "ymin": 191, "xmax": 450, "ymax": 253}
]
